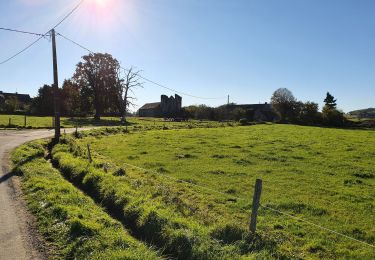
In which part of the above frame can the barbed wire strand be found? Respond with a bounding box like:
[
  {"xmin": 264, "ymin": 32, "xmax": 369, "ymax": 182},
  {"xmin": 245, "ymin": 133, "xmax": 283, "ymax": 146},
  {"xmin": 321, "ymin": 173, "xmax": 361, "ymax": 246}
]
[
  {"xmin": 93, "ymin": 148, "xmax": 375, "ymax": 249},
  {"xmin": 260, "ymin": 204, "xmax": 375, "ymax": 249}
]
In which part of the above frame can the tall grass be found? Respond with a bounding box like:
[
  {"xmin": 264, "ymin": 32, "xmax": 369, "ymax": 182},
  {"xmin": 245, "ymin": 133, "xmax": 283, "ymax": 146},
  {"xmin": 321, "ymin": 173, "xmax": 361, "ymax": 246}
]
[
  {"xmin": 11, "ymin": 141, "xmax": 162, "ymax": 259},
  {"xmin": 51, "ymin": 138, "xmax": 283, "ymax": 259},
  {"xmin": 72, "ymin": 124, "xmax": 375, "ymax": 258}
]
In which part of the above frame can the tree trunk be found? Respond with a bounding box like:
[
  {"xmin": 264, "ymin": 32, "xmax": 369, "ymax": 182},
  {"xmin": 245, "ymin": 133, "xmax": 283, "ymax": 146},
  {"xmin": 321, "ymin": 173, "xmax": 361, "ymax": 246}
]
[{"xmin": 122, "ymin": 88, "xmax": 129, "ymax": 123}]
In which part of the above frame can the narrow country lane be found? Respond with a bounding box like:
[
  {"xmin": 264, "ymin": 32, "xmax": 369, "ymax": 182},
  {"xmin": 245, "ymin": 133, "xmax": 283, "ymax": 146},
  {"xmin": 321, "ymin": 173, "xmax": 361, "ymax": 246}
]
[{"xmin": 0, "ymin": 128, "xmax": 91, "ymax": 260}]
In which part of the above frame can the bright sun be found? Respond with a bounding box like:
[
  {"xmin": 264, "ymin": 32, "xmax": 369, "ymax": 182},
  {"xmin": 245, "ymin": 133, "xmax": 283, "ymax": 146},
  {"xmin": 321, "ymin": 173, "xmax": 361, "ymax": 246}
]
[
  {"xmin": 80, "ymin": 0, "xmax": 136, "ymax": 32},
  {"xmin": 86, "ymin": 0, "xmax": 116, "ymax": 16},
  {"xmin": 93, "ymin": 0, "xmax": 108, "ymax": 7}
]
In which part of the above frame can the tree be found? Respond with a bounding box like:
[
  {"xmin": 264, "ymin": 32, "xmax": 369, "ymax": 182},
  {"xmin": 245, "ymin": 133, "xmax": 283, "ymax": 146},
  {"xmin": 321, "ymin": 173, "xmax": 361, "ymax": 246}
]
[
  {"xmin": 322, "ymin": 92, "xmax": 345, "ymax": 126},
  {"xmin": 271, "ymin": 88, "xmax": 297, "ymax": 122},
  {"xmin": 324, "ymin": 92, "xmax": 337, "ymax": 109},
  {"xmin": 32, "ymin": 85, "xmax": 54, "ymax": 116},
  {"xmin": 4, "ymin": 96, "xmax": 19, "ymax": 113},
  {"xmin": 322, "ymin": 106, "xmax": 345, "ymax": 126},
  {"xmin": 184, "ymin": 105, "xmax": 216, "ymax": 120},
  {"xmin": 299, "ymin": 101, "xmax": 322, "ymax": 125},
  {"xmin": 72, "ymin": 53, "xmax": 120, "ymax": 119},
  {"xmin": 61, "ymin": 79, "xmax": 80, "ymax": 116},
  {"xmin": 115, "ymin": 67, "xmax": 143, "ymax": 123}
]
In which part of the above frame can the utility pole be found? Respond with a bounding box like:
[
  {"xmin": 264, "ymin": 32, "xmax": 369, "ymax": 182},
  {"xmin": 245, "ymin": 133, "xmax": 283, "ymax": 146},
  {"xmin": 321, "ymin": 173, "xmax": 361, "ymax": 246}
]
[{"xmin": 51, "ymin": 29, "xmax": 60, "ymax": 142}]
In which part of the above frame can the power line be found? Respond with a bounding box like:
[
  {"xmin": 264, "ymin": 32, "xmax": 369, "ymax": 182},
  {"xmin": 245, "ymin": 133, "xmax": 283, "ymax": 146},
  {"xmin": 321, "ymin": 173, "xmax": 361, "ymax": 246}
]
[
  {"xmin": 0, "ymin": 35, "xmax": 45, "ymax": 65},
  {"xmin": 133, "ymin": 71, "xmax": 226, "ymax": 100},
  {"xmin": 57, "ymin": 32, "xmax": 93, "ymax": 54},
  {"xmin": 0, "ymin": 27, "xmax": 44, "ymax": 36},
  {"xmin": 0, "ymin": 0, "xmax": 84, "ymax": 65},
  {"xmin": 57, "ymin": 32, "xmax": 226, "ymax": 100},
  {"xmin": 52, "ymin": 0, "xmax": 84, "ymax": 30}
]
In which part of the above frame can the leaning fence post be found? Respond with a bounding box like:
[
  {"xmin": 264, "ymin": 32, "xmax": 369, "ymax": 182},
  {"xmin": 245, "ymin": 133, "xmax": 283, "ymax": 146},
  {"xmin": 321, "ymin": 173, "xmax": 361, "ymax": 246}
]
[
  {"xmin": 87, "ymin": 144, "xmax": 92, "ymax": 163},
  {"xmin": 250, "ymin": 178, "xmax": 262, "ymax": 233}
]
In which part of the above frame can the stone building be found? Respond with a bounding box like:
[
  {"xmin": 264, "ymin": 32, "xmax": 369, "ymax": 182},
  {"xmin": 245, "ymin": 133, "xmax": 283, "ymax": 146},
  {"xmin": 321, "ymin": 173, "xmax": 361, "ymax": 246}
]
[{"xmin": 138, "ymin": 94, "xmax": 182, "ymax": 118}]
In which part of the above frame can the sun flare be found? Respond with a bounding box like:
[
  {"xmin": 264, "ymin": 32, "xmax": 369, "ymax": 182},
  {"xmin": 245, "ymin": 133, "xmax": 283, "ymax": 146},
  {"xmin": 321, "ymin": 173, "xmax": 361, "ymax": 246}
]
[
  {"xmin": 92, "ymin": 0, "xmax": 108, "ymax": 7},
  {"xmin": 75, "ymin": 0, "xmax": 138, "ymax": 34}
]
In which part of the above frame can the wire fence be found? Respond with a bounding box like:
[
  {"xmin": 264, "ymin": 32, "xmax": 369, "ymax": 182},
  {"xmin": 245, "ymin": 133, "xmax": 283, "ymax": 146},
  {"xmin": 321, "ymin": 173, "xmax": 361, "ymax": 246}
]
[{"xmin": 86, "ymin": 145, "xmax": 375, "ymax": 250}]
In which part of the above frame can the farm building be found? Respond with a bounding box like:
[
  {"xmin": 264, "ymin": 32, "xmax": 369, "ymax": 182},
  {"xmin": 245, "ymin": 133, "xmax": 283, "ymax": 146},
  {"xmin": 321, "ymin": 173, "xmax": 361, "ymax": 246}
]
[
  {"xmin": 138, "ymin": 94, "xmax": 182, "ymax": 118},
  {"xmin": 0, "ymin": 91, "xmax": 31, "ymax": 106}
]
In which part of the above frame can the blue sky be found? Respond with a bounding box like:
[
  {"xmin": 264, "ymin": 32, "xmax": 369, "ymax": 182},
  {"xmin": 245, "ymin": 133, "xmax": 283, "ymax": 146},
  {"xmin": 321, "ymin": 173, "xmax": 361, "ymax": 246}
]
[{"xmin": 0, "ymin": 0, "xmax": 374, "ymax": 112}]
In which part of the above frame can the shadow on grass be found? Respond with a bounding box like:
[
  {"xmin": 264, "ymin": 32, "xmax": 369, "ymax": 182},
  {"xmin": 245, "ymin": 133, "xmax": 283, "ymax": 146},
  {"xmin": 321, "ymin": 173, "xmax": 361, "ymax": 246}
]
[
  {"xmin": 1, "ymin": 153, "xmax": 44, "ymax": 184},
  {"xmin": 0, "ymin": 170, "xmax": 19, "ymax": 184},
  {"xmin": 61, "ymin": 117, "xmax": 137, "ymax": 127}
]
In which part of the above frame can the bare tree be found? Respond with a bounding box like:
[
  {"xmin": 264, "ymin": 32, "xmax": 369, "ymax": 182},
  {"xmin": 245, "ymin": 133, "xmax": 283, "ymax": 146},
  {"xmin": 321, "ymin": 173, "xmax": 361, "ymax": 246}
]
[{"xmin": 116, "ymin": 67, "xmax": 143, "ymax": 123}]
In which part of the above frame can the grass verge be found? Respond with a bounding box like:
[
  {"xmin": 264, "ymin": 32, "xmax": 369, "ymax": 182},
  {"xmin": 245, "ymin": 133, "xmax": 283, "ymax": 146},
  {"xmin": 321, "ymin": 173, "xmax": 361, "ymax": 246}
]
[
  {"xmin": 50, "ymin": 136, "xmax": 283, "ymax": 259},
  {"xmin": 11, "ymin": 141, "xmax": 161, "ymax": 259}
]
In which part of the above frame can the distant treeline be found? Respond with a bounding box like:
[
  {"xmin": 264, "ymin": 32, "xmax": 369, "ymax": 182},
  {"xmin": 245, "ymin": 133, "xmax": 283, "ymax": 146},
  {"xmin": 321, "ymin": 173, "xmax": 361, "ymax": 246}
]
[
  {"xmin": 183, "ymin": 89, "xmax": 351, "ymax": 127},
  {"xmin": 0, "ymin": 52, "xmax": 370, "ymax": 128},
  {"xmin": 348, "ymin": 108, "xmax": 375, "ymax": 119}
]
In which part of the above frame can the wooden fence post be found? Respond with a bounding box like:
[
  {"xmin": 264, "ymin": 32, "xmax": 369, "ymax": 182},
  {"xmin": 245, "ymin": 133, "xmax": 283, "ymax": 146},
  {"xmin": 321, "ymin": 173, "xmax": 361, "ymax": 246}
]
[
  {"xmin": 24, "ymin": 115, "xmax": 27, "ymax": 127},
  {"xmin": 87, "ymin": 144, "xmax": 92, "ymax": 163},
  {"xmin": 250, "ymin": 179, "xmax": 262, "ymax": 233},
  {"xmin": 8, "ymin": 118, "xmax": 11, "ymax": 127}
]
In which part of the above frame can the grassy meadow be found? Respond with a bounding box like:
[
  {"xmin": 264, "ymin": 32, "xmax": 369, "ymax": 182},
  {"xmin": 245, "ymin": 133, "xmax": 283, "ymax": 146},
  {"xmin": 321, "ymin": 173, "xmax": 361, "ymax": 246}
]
[
  {"xmin": 10, "ymin": 121, "xmax": 375, "ymax": 258},
  {"xmin": 11, "ymin": 141, "xmax": 161, "ymax": 259},
  {"xmin": 0, "ymin": 114, "xmax": 229, "ymax": 129},
  {"xmin": 72, "ymin": 124, "xmax": 375, "ymax": 258},
  {"xmin": 0, "ymin": 114, "xmax": 125, "ymax": 128}
]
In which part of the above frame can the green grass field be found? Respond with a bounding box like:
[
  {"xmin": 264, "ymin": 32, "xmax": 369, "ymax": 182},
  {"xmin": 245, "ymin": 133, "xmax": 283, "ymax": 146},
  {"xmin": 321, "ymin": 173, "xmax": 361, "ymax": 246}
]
[
  {"xmin": 72, "ymin": 124, "xmax": 375, "ymax": 258},
  {"xmin": 0, "ymin": 114, "xmax": 229, "ymax": 129},
  {"xmin": 12, "ymin": 141, "xmax": 161, "ymax": 259},
  {"xmin": 0, "ymin": 114, "xmax": 126, "ymax": 128},
  {"xmin": 11, "ymin": 122, "xmax": 375, "ymax": 258}
]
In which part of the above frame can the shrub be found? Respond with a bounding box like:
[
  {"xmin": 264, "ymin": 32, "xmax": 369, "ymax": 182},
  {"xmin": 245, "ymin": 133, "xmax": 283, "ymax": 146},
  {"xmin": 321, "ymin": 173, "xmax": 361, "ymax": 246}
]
[{"xmin": 322, "ymin": 106, "xmax": 346, "ymax": 127}]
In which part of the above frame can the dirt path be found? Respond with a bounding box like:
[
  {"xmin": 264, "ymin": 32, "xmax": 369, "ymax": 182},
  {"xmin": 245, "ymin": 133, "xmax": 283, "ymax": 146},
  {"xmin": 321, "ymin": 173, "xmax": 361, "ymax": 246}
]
[{"xmin": 0, "ymin": 128, "xmax": 91, "ymax": 260}]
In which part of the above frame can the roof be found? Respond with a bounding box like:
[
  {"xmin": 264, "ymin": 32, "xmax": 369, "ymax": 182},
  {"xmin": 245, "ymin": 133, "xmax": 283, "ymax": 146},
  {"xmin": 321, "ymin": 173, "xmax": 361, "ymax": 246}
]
[
  {"xmin": 0, "ymin": 91, "xmax": 31, "ymax": 103},
  {"xmin": 139, "ymin": 102, "xmax": 161, "ymax": 110}
]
